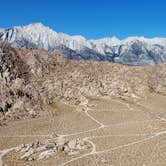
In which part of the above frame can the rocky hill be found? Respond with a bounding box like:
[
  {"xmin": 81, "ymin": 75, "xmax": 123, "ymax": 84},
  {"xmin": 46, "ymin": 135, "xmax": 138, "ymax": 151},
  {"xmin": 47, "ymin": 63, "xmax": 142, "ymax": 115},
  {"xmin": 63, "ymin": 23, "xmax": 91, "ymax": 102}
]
[
  {"xmin": 0, "ymin": 43, "xmax": 166, "ymax": 123},
  {"xmin": 1, "ymin": 23, "xmax": 166, "ymax": 65}
]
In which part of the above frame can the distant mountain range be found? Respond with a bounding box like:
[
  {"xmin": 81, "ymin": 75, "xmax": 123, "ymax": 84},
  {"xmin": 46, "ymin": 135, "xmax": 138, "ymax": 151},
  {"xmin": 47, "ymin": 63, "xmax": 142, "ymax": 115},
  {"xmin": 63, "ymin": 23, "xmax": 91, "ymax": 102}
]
[{"xmin": 0, "ymin": 23, "xmax": 166, "ymax": 65}]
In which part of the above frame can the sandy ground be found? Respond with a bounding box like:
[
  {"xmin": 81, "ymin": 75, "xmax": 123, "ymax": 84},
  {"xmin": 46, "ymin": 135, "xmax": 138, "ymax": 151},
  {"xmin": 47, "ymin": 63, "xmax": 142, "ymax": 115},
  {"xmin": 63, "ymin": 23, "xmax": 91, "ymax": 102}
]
[{"xmin": 0, "ymin": 93, "xmax": 166, "ymax": 166}]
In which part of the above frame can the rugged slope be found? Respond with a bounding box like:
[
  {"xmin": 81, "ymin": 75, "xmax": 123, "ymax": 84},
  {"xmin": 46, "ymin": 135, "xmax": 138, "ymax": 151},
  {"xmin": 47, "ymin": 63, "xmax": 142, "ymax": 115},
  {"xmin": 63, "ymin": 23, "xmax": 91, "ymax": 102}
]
[
  {"xmin": 1, "ymin": 23, "xmax": 166, "ymax": 65},
  {"xmin": 0, "ymin": 44, "xmax": 166, "ymax": 123}
]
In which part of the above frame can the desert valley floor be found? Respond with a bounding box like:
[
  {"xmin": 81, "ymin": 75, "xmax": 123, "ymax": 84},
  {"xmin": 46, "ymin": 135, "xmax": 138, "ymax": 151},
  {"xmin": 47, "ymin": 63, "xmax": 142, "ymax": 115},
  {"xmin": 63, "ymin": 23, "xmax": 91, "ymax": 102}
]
[{"xmin": 0, "ymin": 92, "xmax": 166, "ymax": 166}]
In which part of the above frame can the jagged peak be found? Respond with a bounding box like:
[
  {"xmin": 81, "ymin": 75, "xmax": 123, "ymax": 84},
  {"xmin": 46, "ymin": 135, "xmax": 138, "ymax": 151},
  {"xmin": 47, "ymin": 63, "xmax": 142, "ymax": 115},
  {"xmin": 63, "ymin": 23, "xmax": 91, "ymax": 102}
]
[
  {"xmin": 123, "ymin": 36, "xmax": 146, "ymax": 42},
  {"xmin": 72, "ymin": 35, "xmax": 86, "ymax": 41},
  {"xmin": 23, "ymin": 22, "xmax": 45, "ymax": 28},
  {"xmin": 90, "ymin": 36, "xmax": 121, "ymax": 46},
  {"xmin": 21, "ymin": 22, "xmax": 54, "ymax": 32}
]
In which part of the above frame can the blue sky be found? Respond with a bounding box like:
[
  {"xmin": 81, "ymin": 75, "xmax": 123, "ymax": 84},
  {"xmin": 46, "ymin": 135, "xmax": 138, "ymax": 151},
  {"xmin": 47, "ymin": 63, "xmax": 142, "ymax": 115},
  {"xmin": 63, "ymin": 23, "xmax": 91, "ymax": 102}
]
[{"xmin": 0, "ymin": 0, "xmax": 166, "ymax": 39}]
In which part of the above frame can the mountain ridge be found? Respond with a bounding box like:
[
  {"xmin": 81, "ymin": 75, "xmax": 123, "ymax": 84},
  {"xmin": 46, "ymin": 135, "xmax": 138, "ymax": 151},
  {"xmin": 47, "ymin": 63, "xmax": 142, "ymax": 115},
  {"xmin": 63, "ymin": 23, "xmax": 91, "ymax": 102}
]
[{"xmin": 0, "ymin": 22, "xmax": 166, "ymax": 65}]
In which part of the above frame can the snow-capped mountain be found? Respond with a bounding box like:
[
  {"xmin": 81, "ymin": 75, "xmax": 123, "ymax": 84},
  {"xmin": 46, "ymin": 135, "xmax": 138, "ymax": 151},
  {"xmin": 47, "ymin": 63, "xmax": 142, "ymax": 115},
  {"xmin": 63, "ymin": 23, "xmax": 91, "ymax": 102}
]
[{"xmin": 0, "ymin": 22, "xmax": 166, "ymax": 65}]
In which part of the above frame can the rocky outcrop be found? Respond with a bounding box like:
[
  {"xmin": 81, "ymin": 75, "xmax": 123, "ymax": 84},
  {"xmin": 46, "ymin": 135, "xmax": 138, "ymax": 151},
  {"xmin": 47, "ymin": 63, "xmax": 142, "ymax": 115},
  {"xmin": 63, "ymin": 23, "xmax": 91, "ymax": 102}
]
[
  {"xmin": 0, "ymin": 43, "xmax": 166, "ymax": 123},
  {"xmin": 16, "ymin": 136, "xmax": 88, "ymax": 161},
  {"xmin": 0, "ymin": 44, "xmax": 38, "ymax": 122}
]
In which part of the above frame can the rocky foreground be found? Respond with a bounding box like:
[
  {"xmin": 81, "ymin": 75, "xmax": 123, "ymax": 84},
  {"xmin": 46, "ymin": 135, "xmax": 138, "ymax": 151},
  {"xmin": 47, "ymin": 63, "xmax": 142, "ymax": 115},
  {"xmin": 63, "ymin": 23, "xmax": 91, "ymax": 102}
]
[
  {"xmin": 0, "ymin": 43, "xmax": 166, "ymax": 123},
  {"xmin": 16, "ymin": 136, "xmax": 89, "ymax": 161}
]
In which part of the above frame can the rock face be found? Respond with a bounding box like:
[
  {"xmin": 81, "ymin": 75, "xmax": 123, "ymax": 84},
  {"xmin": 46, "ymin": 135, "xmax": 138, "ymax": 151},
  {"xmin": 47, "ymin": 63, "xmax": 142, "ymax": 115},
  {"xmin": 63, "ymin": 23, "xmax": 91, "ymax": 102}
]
[
  {"xmin": 0, "ymin": 23, "xmax": 166, "ymax": 65},
  {"xmin": 0, "ymin": 43, "xmax": 166, "ymax": 122},
  {"xmin": 0, "ymin": 44, "xmax": 38, "ymax": 122}
]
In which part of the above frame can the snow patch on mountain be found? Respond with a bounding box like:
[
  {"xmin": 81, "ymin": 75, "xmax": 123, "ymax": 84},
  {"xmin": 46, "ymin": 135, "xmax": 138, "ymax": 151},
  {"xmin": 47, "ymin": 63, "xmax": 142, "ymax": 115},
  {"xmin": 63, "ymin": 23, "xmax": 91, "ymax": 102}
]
[{"xmin": 0, "ymin": 23, "xmax": 166, "ymax": 65}]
